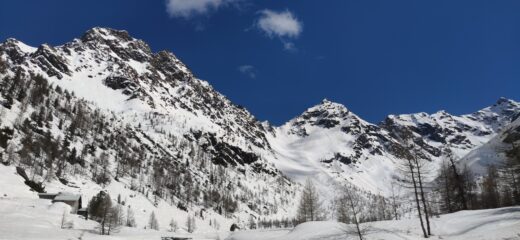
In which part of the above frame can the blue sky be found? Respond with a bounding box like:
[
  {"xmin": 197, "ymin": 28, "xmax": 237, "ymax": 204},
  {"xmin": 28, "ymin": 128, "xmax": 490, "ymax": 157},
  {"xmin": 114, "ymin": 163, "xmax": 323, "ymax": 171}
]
[{"xmin": 1, "ymin": 0, "xmax": 519, "ymax": 125}]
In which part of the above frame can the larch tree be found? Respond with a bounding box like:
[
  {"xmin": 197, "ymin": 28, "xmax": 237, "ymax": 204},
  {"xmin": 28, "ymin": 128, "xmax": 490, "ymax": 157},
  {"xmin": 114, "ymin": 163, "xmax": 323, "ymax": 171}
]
[
  {"xmin": 296, "ymin": 178, "xmax": 322, "ymax": 223},
  {"xmin": 398, "ymin": 146, "xmax": 428, "ymax": 238},
  {"xmin": 126, "ymin": 206, "xmax": 137, "ymax": 227},
  {"xmin": 444, "ymin": 147, "xmax": 468, "ymax": 210},
  {"xmin": 186, "ymin": 215, "xmax": 196, "ymax": 233},
  {"xmin": 337, "ymin": 184, "xmax": 366, "ymax": 240},
  {"xmin": 481, "ymin": 165, "xmax": 500, "ymax": 209},
  {"xmin": 169, "ymin": 218, "xmax": 178, "ymax": 232},
  {"xmin": 411, "ymin": 147, "xmax": 432, "ymax": 236},
  {"xmin": 148, "ymin": 211, "xmax": 160, "ymax": 230}
]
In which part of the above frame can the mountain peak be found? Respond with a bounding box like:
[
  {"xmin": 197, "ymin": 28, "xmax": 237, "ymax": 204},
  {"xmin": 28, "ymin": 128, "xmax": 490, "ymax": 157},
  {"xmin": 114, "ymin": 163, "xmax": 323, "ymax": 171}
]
[
  {"xmin": 76, "ymin": 27, "xmax": 152, "ymax": 63},
  {"xmin": 314, "ymin": 98, "xmax": 349, "ymax": 113},
  {"xmin": 80, "ymin": 27, "xmax": 133, "ymax": 43},
  {"xmin": 479, "ymin": 97, "xmax": 520, "ymax": 115},
  {"xmin": 1, "ymin": 38, "xmax": 37, "ymax": 54},
  {"xmin": 285, "ymin": 99, "xmax": 361, "ymax": 131},
  {"xmin": 494, "ymin": 97, "xmax": 517, "ymax": 107}
]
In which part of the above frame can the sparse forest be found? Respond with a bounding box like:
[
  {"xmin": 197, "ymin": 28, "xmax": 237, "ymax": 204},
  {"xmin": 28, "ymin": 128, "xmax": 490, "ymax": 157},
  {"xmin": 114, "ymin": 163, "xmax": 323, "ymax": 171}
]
[{"xmin": 0, "ymin": 71, "xmax": 297, "ymax": 233}]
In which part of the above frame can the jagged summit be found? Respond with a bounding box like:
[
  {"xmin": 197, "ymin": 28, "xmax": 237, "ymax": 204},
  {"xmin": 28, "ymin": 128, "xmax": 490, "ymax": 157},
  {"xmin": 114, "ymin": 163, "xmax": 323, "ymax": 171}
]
[
  {"xmin": 284, "ymin": 99, "xmax": 364, "ymax": 132},
  {"xmin": 487, "ymin": 97, "xmax": 520, "ymax": 114},
  {"xmin": 495, "ymin": 96, "xmax": 517, "ymax": 105},
  {"xmin": 81, "ymin": 27, "xmax": 134, "ymax": 42},
  {"xmin": 315, "ymin": 98, "xmax": 349, "ymax": 112},
  {"xmin": 309, "ymin": 99, "xmax": 350, "ymax": 116}
]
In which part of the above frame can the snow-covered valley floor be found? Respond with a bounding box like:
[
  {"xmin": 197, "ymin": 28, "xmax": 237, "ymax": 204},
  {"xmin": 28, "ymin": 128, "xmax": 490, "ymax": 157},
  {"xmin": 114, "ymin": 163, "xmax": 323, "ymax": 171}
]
[
  {"xmin": 2, "ymin": 196, "xmax": 519, "ymax": 240},
  {"xmin": 227, "ymin": 207, "xmax": 520, "ymax": 240},
  {"xmin": 1, "ymin": 163, "xmax": 519, "ymax": 240}
]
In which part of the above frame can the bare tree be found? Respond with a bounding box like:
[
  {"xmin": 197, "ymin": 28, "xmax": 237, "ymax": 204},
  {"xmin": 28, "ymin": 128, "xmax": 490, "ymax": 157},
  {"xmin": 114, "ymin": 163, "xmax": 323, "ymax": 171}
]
[
  {"xmin": 437, "ymin": 158, "xmax": 454, "ymax": 213},
  {"xmin": 481, "ymin": 165, "xmax": 500, "ymax": 209},
  {"xmin": 398, "ymin": 147, "xmax": 428, "ymax": 238},
  {"xmin": 390, "ymin": 179, "xmax": 402, "ymax": 220},
  {"xmin": 444, "ymin": 147, "xmax": 468, "ymax": 210},
  {"xmin": 148, "ymin": 211, "xmax": 160, "ymax": 230},
  {"xmin": 499, "ymin": 154, "xmax": 520, "ymax": 205},
  {"xmin": 106, "ymin": 204, "xmax": 124, "ymax": 235},
  {"xmin": 337, "ymin": 184, "xmax": 366, "ymax": 240},
  {"xmin": 411, "ymin": 147, "xmax": 432, "ymax": 236},
  {"xmin": 60, "ymin": 210, "xmax": 74, "ymax": 229},
  {"xmin": 169, "ymin": 218, "xmax": 178, "ymax": 232},
  {"xmin": 296, "ymin": 178, "xmax": 322, "ymax": 222},
  {"xmin": 126, "ymin": 206, "xmax": 136, "ymax": 227},
  {"xmin": 248, "ymin": 215, "xmax": 257, "ymax": 229},
  {"xmin": 186, "ymin": 215, "xmax": 196, "ymax": 233}
]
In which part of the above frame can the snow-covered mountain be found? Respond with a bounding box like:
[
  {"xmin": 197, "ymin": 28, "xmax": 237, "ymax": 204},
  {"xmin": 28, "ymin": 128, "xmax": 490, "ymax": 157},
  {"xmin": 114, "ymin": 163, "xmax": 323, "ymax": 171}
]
[
  {"xmin": 382, "ymin": 97, "xmax": 520, "ymax": 159},
  {"xmin": 0, "ymin": 27, "xmax": 298, "ymax": 229},
  {"xmin": 268, "ymin": 97, "xmax": 520, "ymax": 196},
  {"xmin": 460, "ymin": 114, "xmax": 520, "ymax": 175},
  {"xmin": 1, "ymin": 27, "xmax": 519, "ymax": 227},
  {"xmin": 270, "ymin": 99, "xmax": 408, "ymax": 195}
]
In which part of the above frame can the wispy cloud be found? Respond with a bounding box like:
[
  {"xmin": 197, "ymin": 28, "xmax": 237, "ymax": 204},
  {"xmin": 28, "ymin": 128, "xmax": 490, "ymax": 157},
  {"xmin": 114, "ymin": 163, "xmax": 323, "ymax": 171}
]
[
  {"xmin": 255, "ymin": 9, "xmax": 302, "ymax": 51},
  {"xmin": 283, "ymin": 41, "xmax": 296, "ymax": 51},
  {"xmin": 256, "ymin": 9, "xmax": 302, "ymax": 38},
  {"xmin": 166, "ymin": 0, "xmax": 240, "ymax": 19},
  {"xmin": 238, "ymin": 65, "xmax": 256, "ymax": 79}
]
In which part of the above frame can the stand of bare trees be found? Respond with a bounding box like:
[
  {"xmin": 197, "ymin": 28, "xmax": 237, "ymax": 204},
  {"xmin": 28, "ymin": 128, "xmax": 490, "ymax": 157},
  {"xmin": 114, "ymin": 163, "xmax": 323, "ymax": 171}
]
[
  {"xmin": 436, "ymin": 147, "xmax": 473, "ymax": 213},
  {"xmin": 434, "ymin": 142, "xmax": 520, "ymax": 214},
  {"xmin": 398, "ymin": 144, "xmax": 432, "ymax": 238}
]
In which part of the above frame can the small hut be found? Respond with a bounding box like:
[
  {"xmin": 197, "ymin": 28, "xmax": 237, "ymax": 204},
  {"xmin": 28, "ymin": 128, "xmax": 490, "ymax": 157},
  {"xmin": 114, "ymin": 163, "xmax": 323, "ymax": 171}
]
[{"xmin": 38, "ymin": 192, "xmax": 82, "ymax": 214}]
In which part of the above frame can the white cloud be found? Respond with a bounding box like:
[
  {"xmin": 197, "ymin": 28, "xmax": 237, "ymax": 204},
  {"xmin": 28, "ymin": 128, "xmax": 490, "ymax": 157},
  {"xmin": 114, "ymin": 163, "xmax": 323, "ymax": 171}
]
[
  {"xmin": 283, "ymin": 41, "xmax": 296, "ymax": 51},
  {"xmin": 166, "ymin": 0, "xmax": 238, "ymax": 18},
  {"xmin": 238, "ymin": 65, "xmax": 256, "ymax": 79},
  {"xmin": 256, "ymin": 9, "xmax": 302, "ymax": 39}
]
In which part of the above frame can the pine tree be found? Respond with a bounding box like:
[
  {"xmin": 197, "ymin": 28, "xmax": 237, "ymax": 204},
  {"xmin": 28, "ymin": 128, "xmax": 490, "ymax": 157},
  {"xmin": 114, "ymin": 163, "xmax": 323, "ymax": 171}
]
[{"xmin": 88, "ymin": 191, "xmax": 113, "ymax": 235}]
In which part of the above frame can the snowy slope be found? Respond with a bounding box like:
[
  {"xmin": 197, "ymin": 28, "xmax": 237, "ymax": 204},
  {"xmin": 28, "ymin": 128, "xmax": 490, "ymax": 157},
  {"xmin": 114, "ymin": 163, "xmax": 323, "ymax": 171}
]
[
  {"xmin": 461, "ymin": 116, "xmax": 520, "ymax": 175},
  {"xmin": 270, "ymin": 99, "xmax": 405, "ymax": 196},
  {"xmin": 0, "ymin": 165, "xmax": 228, "ymax": 240},
  {"xmin": 227, "ymin": 207, "xmax": 520, "ymax": 240},
  {"xmin": 2, "ymin": 160, "xmax": 519, "ymax": 240}
]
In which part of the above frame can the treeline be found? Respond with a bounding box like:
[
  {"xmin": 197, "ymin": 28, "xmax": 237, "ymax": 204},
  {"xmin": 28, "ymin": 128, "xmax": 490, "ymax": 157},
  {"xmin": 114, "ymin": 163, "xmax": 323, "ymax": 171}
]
[{"xmin": 0, "ymin": 72, "xmax": 296, "ymax": 225}]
